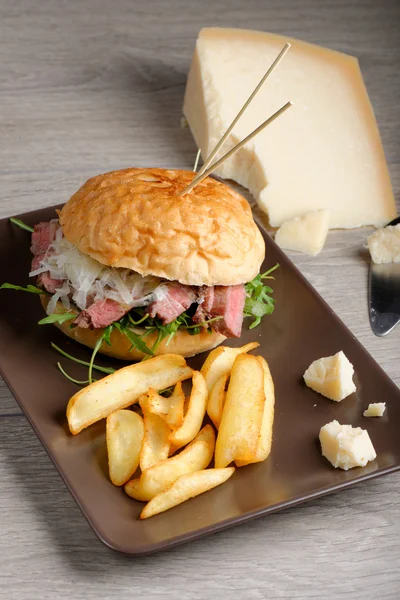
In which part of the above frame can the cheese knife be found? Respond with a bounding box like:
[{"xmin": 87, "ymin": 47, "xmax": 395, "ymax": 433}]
[{"xmin": 369, "ymin": 216, "xmax": 400, "ymax": 336}]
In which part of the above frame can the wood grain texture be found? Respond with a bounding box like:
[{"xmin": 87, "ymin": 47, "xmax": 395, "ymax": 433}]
[{"xmin": 0, "ymin": 0, "xmax": 399, "ymax": 598}]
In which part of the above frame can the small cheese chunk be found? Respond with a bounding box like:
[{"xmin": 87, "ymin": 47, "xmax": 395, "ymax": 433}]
[
  {"xmin": 319, "ymin": 420, "xmax": 376, "ymax": 470},
  {"xmin": 303, "ymin": 351, "xmax": 356, "ymax": 402},
  {"xmin": 275, "ymin": 209, "xmax": 330, "ymax": 256},
  {"xmin": 363, "ymin": 402, "xmax": 386, "ymax": 417},
  {"xmin": 183, "ymin": 28, "xmax": 396, "ymax": 229},
  {"xmin": 367, "ymin": 225, "xmax": 400, "ymax": 264}
]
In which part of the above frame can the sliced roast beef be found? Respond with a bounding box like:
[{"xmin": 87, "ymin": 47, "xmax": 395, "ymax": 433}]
[
  {"xmin": 148, "ymin": 283, "xmax": 196, "ymax": 324},
  {"xmin": 74, "ymin": 299, "xmax": 128, "ymax": 329},
  {"xmin": 31, "ymin": 220, "xmax": 60, "ymax": 258},
  {"xmin": 37, "ymin": 272, "xmax": 64, "ymax": 294},
  {"xmin": 198, "ymin": 286, "xmax": 215, "ymax": 312},
  {"xmin": 31, "ymin": 220, "xmax": 63, "ymax": 294},
  {"xmin": 194, "ymin": 284, "xmax": 246, "ymax": 338},
  {"xmin": 193, "ymin": 286, "xmax": 214, "ymax": 324}
]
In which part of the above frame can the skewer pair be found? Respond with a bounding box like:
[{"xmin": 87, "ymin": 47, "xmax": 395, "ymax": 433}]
[{"xmin": 181, "ymin": 42, "xmax": 292, "ymax": 196}]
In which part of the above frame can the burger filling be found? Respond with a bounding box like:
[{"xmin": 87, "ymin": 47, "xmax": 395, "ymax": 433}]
[
  {"xmin": 29, "ymin": 220, "xmax": 248, "ymax": 339},
  {"xmin": 2, "ymin": 217, "xmax": 277, "ymax": 356}
]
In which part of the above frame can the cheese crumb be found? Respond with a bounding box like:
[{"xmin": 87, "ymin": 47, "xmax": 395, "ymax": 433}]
[
  {"xmin": 303, "ymin": 351, "xmax": 356, "ymax": 402},
  {"xmin": 367, "ymin": 224, "xmax": 400, "ymax": 264},
  {"xmin": 275, "ymin": 209, "xmax": 330, "ymax": 256},
  {"xmin": 363, "ymin": 402, "xmax": 386, "ymax": 417},
  {"xmin": 319, "ymin": 420, "xmax": 376, "ymax": 470}
]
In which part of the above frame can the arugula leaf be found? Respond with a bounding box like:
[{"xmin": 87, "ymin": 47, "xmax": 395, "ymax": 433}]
[
  {"xmin": 186, "ymin": 316, "xmax": 222, "ymax": 331},
  {"xmin": 244, "ymin": 264, "xmax": 278, "ymax": 329},
  {"xmin": 9, "ymin": 217, "xmax": 34, "ymax": 233},
  {"xmin": 159, "ymin": 386, "xmax": 174, "ymax": 397},
  {"xmin": 128, "ymin": 312, "xmax": 149, "ymax": 326},
  {"xmin": 0, "ymin": 282, "xmax": 44, "ymax": 294},
  {"xmin": 88, "ymin": 335, "xmax": 104, "ymax": 384},
  {"xmin": 147, "ymin": 311, "xmax": 218, "ymax": 347},
  {"xmin": 103, "ymin": 324, "xmax": 113, "ymax": 347},
  {"xmin": 57, "ymin": 362, "xmax": 93, "ymax": 386},
  {"xmin": 114, "ymin": 322, "xmax": 154, "ymax": 356},
  {"xmin": 186, "ymin": 326, "xmax": 200, "ymax": 337},
  {"xmin": 51, "ymin": 342, "xmax": 115, "ymax": 374},
  {"xmin": 53, "ymin": 340, "xmax": 112, "ymax": 386},
  {"xmin": 38, "ymin": 312, "xmax": 76, "ymax": 325},
  {"xmin": 151, "ymin": 328, "xmax": 166, "ymax": 353},
  {"xmin": 147, "ymin": 313, "xmax": 188, "ymax": 351}
]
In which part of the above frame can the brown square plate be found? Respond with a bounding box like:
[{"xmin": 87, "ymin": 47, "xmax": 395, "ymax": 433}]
[{"xmin": 1, "ymin": 205, "xmax": 400, "ymax": 556}]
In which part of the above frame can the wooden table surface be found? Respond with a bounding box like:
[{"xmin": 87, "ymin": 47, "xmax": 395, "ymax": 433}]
[{"xmin": 1, "ymin": 0, "xmax": 399, "ymax": 598}]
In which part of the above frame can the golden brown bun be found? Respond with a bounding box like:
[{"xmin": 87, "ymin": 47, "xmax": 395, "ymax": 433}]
[
  {"xmin": 59, "ymin": 167, "xmax": 265, "ymax": 286},
  {"xmin": 40, "ymin": 296, "xmax": 225, "ymax": 360}
]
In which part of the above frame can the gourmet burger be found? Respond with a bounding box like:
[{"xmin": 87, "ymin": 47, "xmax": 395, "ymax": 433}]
[{"xmin": 5, "ymin": 168, "xmax": 276, "ymax": 360}]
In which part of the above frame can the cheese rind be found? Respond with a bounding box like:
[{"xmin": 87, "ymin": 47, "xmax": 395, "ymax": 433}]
[
  {"xmin": 363, "ymin": 402, "xmax": 386, "ymax": 417},
  {"xmin": 275, "ymin": 209, "xmax": 330, "ymax": 256},
  {"xmin": 183, "ymin": 28, "xmax": 396, "ymax": 229},
  {"xmin": 319, "ymin": 420, "xmax": 376, "ymax": 470},
  {"xmin": 303, "ymin": 351, "xmax": 356, "ymax": 402},
  {"xmin": 367, "ymin": 225, "xmax": 400, "ymax": 264}
]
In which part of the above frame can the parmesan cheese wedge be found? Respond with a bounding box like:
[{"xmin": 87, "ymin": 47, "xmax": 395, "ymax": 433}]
[
  {"xmin": 367, "ymin": 225, "xmax": 400, "ymax": 264},
  {"xmin": 303, "ymin": 351, "xmax": 356, "ymax": 402},
  {"xmin": 319, "ymin": 420, "xmax": 376, "ymax": 470},
  {"xmin": 183, "ymin": 28, "xmax": 396, "ymax": 229},
  {"xmin": 275, "ymin": 209, "xmax": 330, "ymax": 256}
]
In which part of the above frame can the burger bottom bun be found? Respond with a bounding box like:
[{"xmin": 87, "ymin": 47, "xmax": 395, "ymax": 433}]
[{"xmin": 40, "ymin": 296, "xmax": 226, "ymax": 360}]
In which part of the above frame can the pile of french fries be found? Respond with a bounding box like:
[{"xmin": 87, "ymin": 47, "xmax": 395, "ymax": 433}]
[{"xmin": 66, "ymin": 343, "xmax": 275, "ymax": 519}]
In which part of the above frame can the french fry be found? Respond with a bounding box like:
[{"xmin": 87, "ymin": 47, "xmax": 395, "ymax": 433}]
[
  {"xmin": 140, "ymin": 467, "xmax": 235, "ymax": 519},
  {"xmin": 214, "ymin": 353, "xmax": 265, "ymax": 467},
  {"xmin": 106, "ymin": 410, "xmax": 144, "ymax": 486},
  {"xmin": 139, "ymin": 383, "xmax": 185, "ymax": 430},
  {"xmin": 236, "ymin": 356, "xmax": 275, "ymax": 466},
  {"xmin": 140, "ymin": 411, "xmax": 171, "ymax": 471},
  {"xmin": 66, "ymin": 354, "xmax": 193, "ymax": 435},
  {"xmin": 169, "ymin": 371, "xmax": 208, "ymax": 451},
  {"xmin": 139, "ymin": 388, "xmax": 167, "ymax": 416},
  {"xmin": 166, "ymin": 381, "xmax": 185, "ymax": 429},
  {"xmin": 125, "ymin": 424, "xmax": 215, "ymax": 501},
  {"xmin": 207, "ymin": 374, "xmax": 228, "ymax": 429},
  {"xmin": 200, "ymin": 342, "xmax": 259, "ymax": 394}
]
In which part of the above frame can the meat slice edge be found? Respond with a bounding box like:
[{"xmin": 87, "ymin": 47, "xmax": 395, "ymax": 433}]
[
  {"xmin": 148, "ymin": 283, "xmax": 197, "ymax": 324},
  {"xmin": 74, "ymin": 299, "xmax": 128, "ymax": 329},
  {"xmin": 193, "ymin": 284, "xmax": 246, "ymax": 338}
]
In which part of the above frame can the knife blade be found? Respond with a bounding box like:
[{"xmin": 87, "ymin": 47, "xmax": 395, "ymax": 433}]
[{"xmin": 369, "ymin": 216, "xmax": 400, "ymax": 337}]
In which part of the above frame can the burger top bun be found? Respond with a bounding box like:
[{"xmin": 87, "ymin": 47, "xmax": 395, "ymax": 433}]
[{"xmin": 59, "ymin": 167, "xmax": 265, "ymax": 287}]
